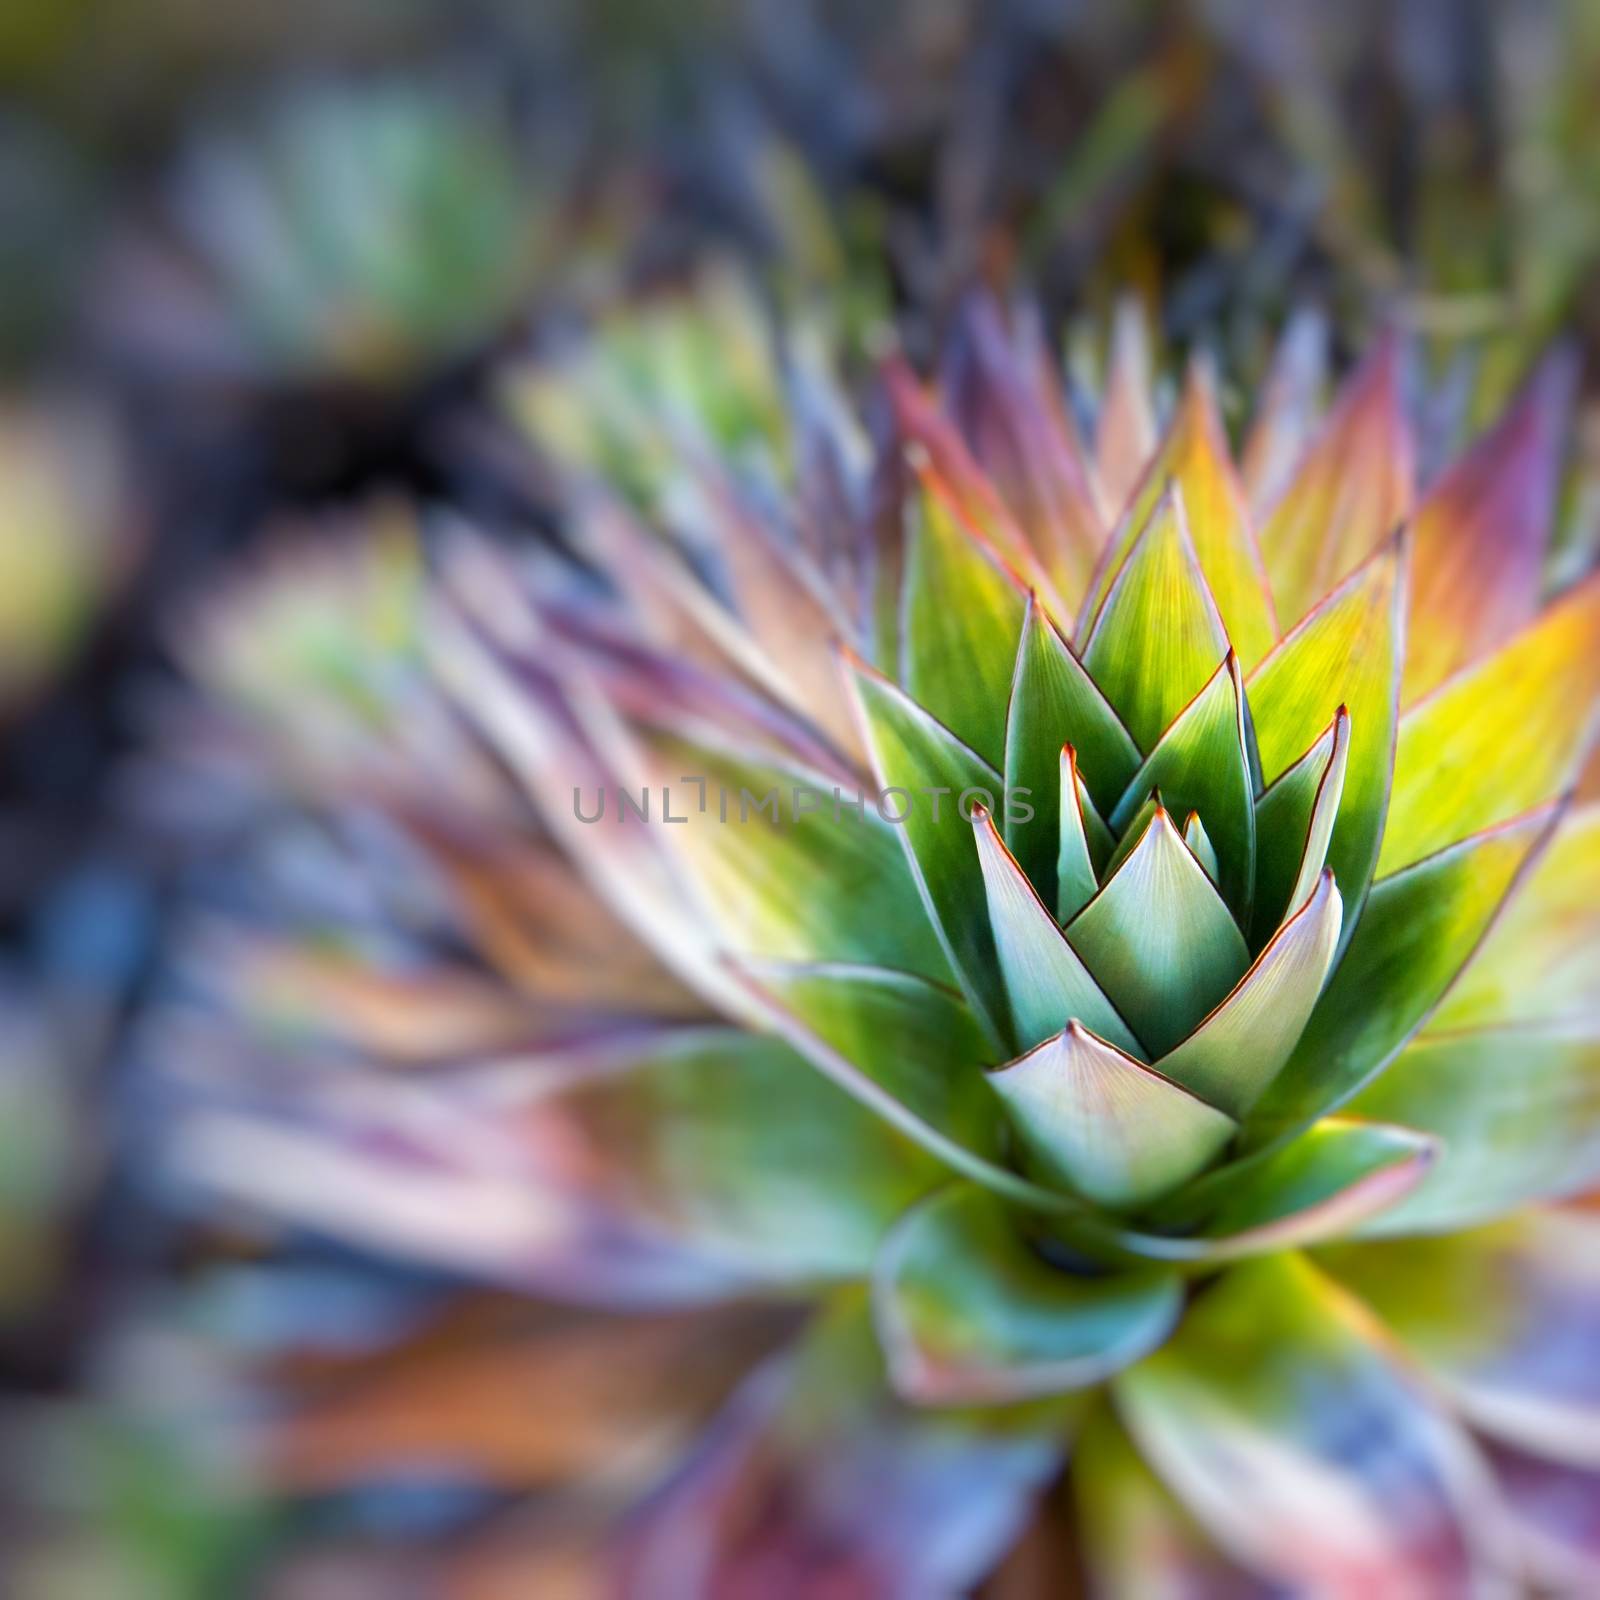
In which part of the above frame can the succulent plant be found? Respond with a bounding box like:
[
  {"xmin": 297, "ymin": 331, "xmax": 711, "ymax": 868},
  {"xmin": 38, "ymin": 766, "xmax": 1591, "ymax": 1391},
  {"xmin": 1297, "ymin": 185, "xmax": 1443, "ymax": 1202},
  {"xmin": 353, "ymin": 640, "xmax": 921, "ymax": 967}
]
[
  {"xmin": 157, "ymin": 277, "xmax": 1600, "ymax": 1593},
  {"xmin": 99, "ymin": 79, "xmax": 555, "ymax": 394}
]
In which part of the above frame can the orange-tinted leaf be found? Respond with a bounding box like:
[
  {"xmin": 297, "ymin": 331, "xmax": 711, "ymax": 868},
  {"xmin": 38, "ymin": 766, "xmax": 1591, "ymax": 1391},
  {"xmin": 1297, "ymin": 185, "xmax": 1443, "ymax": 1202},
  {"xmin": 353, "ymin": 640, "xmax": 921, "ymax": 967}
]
[
  {"xmin": 1088, "ymin": 362, "xmax": 1277, "ymax": 667},
  {"xmin": 1381, "ymin": 569, "xmax": 1600, "ymax": 873},
  {"xmin": 1259, "ymin": 334, "xmax": 1414, "ymax": 627},
  {"xmin": 943, "ymin": 294, "xmax": 1106, "ymax": 603},
  {"xmin": 1403, "ymin": 349, "xmax": 1575, "ymax": 702}
]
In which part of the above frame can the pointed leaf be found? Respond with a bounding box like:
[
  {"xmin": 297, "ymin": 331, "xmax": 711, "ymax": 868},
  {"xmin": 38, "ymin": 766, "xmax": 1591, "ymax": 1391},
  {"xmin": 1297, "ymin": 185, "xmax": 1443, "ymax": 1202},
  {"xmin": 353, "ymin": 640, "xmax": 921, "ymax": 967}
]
[
  {"xmin": 988, "ymin": 1022, "xmax": 1237, "ymax": 1209},
  {"xmin": 872, "ymin": 1184, "xmax": 1182, "ymax": 1404},
  {"xmin": 735, "ymin": 960, "xmax": 1087, "ymax": 1219},
  {"xmin": 695, "ymin": 468, "xmax": 867, "ymax": 759},
  {"xmin": 1249, "ymin": 803, "xmax": 1562, "ymax": 1136},
  {"xmin": 1115, "ymin": 1255, "xmax": 1506, "ymax": 1595},
  {"xmin": 1380, "ymin": 569, "xmax": 1600, "ymax": 874},
  {"xmin": 974, "ymin": 808, "xmax": 1141, "ymax": 1054},
  {"xmin": 845, "ymin": 655, "xmax": 1009, "ymax": 1041},
  {"xmin": 1242, "ymin": 305, "xmax": 1328, "ymax": 511},
  {"xmin": 1100, "ymin": 788, "xmax": 1161, "ymax": 881},
  {"xmin": 1149, "ymin": 1118, "xmax": 1436, "ymax": 1254},
  {"xmin": 1182, "ymin": 812, "xmax": 1219, "ymax": 879},
  {"xmin": 1065, "ymin": 808, "xmax": 1249, "ymax": 1058},
  {"xmin": 1081, "ymin": 488, "xmax": 1232, "ymax": 752},
  {"xmin": 645, "ymin": 732, "xmax": 953, "ymax": 985},
  {"xmin": 736, "ymin": 959, "xmax": 1003, "ymax": 1168},
  {"xmin": 1003, "ymin": 596, "xmax": 1140, "ymax": 903},
  {"xmin": 1190, "ymin": 825, "xmax": 1222, "ymax": 902},
  {"xmin": 1348, "ymin": 1024, "xmax": 1600, "ymax": 1234},
  {"xmin": 943, "ymin": 294, "xmax": 1106, "ymax": 602},
  {"xmin": 1056, "ymin": 746, "xmax": 1110, "ymax": 921},
  {"xmin": 1095, "ymin": 296, "xmax": 1157, "ymax": 518},
  {"xmin": 1404, "ymin": 350, "xmax": 1575, "ymax": 702},
  {"xmin": 1429, "ymin": 803, "xmax": 1600, "ymax": 1032},
  {"xmin": 882, "ymin": 358, "xmax": 1064, "ymax": 607},
  {"xmin": 1259, "ymin": 335, "xmax": 1414, "ymax": 626},
  {"xmin": 1321, "ymin": 1212, "xmax": 1600, "ymax": 1468},
  {"xmin": 554, "ymin": 497, "xmax": 770, "ymax": 690},
  {"xmin": 1110, "ymin": 651, "xmax": 1256, "ymax": 919},
  {"xmin": 1152, "ymin": 869, "xmax": 1342, "ymax": 1116},
  {"xmin": 900, "ymin": 477, "xmax": 1027, "ymax": 766},
  {"xmin": 1250, "ymin": 705, "xmax": 1350, "ymax": 944},
  {"xmin": 1246, "ymin": 534, "xmax": 1405, "ymax": 947},
  {"xmin": 1087, "ymin": 362, "xmax": 1277, "ymax": 667}
]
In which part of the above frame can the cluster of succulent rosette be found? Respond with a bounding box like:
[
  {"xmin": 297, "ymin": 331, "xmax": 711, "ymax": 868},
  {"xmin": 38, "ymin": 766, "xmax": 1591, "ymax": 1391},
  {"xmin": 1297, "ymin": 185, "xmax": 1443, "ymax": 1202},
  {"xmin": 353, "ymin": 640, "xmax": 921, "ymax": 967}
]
[{"xmin": 159, "ymin": 278, "xmax": 1600, "ymax": 1594}]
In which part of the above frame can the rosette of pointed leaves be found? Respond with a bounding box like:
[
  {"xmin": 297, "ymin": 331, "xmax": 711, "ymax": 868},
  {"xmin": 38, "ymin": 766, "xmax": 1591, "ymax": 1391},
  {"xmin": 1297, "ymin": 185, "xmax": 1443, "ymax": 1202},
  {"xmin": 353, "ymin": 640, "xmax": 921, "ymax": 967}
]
[
  {"xmin": 99, "ymin": 80, "xmax": 553, "ymax": 392},
  {"xmin": 166, "ymin": 283, "xmax": 1600, "ymax": 1593}
]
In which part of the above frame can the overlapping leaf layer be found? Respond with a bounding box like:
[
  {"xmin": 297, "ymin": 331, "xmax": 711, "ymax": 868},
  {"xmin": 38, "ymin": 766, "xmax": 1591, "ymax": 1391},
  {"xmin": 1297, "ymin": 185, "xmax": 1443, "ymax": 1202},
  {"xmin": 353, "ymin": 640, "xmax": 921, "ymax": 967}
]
[{"xmin": 179, "ymin": 286, "xmax": 1600, "ymax": 1594}]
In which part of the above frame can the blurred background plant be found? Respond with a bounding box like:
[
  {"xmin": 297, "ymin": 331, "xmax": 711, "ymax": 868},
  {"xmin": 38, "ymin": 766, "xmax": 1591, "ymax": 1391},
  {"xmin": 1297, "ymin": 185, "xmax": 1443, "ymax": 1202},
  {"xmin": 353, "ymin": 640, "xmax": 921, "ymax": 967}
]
[{"xmin": 1, "ymin": 0, "xmax": 1599, "ymax": 1592}]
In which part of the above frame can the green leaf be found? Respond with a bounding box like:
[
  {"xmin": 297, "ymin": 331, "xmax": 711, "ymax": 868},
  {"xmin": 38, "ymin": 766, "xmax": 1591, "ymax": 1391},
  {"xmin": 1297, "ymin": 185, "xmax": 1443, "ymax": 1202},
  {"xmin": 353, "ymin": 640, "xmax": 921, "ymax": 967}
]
[
  {"xmin": 645, "ymin": 731, "xmax": 953, "ymax": 985},
  {"xmin": 1152, "ymin": 869, "xmax": 1342, "ymax": 1117},
  {"xmin": 1056, "ymin": 745, "xmax": 1112, "ymax": 921},
  {"xmin": 1149, "ymin": 1118, "xmax": 1437, "ymax": 1253},
  {"xmin": 901, "ymin": 479, "xmax": 1027, "ymax": 767},
  {"xmin": 1346, "ymin": 1025, "xmax": 1600, "ymax": 1235},
  {"xmin": 515, "ymin": 1027, "xmax": 950, "ymax": 1285},
  {"xmin": 1114, "ymin": 1254, "xmax": 1502, "ymax": 1595},
  {"xmin": 988, "ymin": 1021, "xmax": 1237, "ymax": 1209},
  {"xmin": 1100, "ymin": 789, "xmax": 1161, "ymax": 881},
  {"xmin": 1319, "ymin": 1212, "xmax": 1600, "ymax": 1469},
  {"xmin": 1003, "ymin": 597, "xmax": 1140, "ymax": 902},
  {"xmin": 736, "ymin": 959, "xmax": 1083, "ymax": 1218},
  {"xmin": 1110, "ymin": 651, "xmax": 1255, "ymax": 920},
  {"xmin": 1250, "ymin": 705, "xmax": 1349, "ymax": 945},
  {"xmin": 1379, "ymin": 570, "xmax": 1600, "ymax": 874},
  {"xmin": 1245, "ymin": 533, "xmax": 1405, "ymax": 953},
  {"xmin": 1080, "ymin": 487, "xmax": 1232, "ymax": 752},
  {"xmin": 1065, "ymin": 808, "xmax": 1249, "ymax": 1058},
  {"xmin": 872, "ymin": 1184, "xmax": 1182, "ymax": 1404},
  {"xmin": 845, "ymin": 655, "xmax": 1009, "ymax": 1042},
  {"xmin": 735, "ymin": 959, "xmax": 1002, "ymax": 1163},
  {"xmin": 973, "ymin": 807, "xmax": 1141, "ymax": 1054},
  {"xmin": 1427, "ymin": 804, "xmax": 1600, "ymax": 1033},
  {"xmin": 1247, "ymin": 802, "xmax": 1562, "ymax": 1138},
  {"xmin": 1182, "ymin": 811, "xmax": 1219, "ymax": 881},
  {"xmin": 1085, "ymin": 361, "xmax": 1279, "ymax": 668}
]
